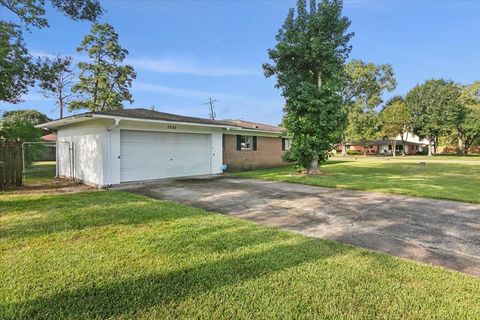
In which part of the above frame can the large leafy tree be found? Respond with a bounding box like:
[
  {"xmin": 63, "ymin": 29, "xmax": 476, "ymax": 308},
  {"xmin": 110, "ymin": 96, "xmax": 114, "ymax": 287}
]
[
  {"xmin": 38, "ymin": 55, "xmax": 76, "ymax": 118},
  {"xmin": 379, "ymin": 99, "xmax": 411, "ymax": 156},
  {"xmin": 70, "ymin": 23, "xmax": 136, "ymax": 112},
  {"xmin": 457, "ymin": 81, "xmax": 480, "ymax": 155},
  {"xmin": 0, "ymin": 0, "xmax": 102, "ymax": 29},
  {"xmin": 264, "ymin": 0, "xmax": 353, "ymax": 173},
  {"xmin": 0, "ymin": 22, "xmax": 34, "ymax": 103},
  {"xmin": 0, "ymin": 109, "xmax": 49, "ymax": 141},
  {"xmin": 344, "ymin": 106, "xmax": 379, "ymax": 156},
  {"xmin": 406, "ymin": 79, "xmax": 461, "ymax": 156},
  {"xmin": 0, "ymin": 0, "xmax": 102, "ymax": 103},
  {"xmin": 340, "ymin": 60, "xmax": 396, "ymax": 155}
]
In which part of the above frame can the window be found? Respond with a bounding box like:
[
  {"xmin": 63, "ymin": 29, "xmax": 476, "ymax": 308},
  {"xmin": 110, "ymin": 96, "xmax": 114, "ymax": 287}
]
[
  {"xmin": 241, "ymin": 136, "xmax": 253, "ymax": 150},
  {"xmin": 236, "ymin": 135, "xmax": 257, "ymax": 151},
  {"xmin": 282, "ymin": 138, "xmax": 292, "ymax": 151}
]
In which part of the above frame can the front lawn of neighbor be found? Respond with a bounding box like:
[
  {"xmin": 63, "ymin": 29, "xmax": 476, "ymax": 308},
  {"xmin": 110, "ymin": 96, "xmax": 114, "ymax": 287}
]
[
  {"xmin": 232, "ymin": 157, "xmax": 480, "ymax": 203},
  {"xmin": 1, "ymin": 190, "xmax": 479, "ymax": 319}
]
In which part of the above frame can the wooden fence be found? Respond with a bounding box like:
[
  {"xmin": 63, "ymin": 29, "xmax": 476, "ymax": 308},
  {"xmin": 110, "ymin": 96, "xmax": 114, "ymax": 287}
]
[{"xmin": 0, "ymin": 140, "xmax": 23, "ymax": 190}]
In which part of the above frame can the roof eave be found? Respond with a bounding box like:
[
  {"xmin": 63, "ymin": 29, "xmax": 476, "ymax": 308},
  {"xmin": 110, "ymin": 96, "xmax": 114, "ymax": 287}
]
[{"xmin": 36, "ymin": 113, "xmax": 241, "ymax": 130}]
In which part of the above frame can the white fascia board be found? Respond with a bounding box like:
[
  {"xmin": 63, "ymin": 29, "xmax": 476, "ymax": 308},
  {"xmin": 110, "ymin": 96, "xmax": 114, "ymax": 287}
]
[
  {"xmin": 37, "ymin": 114, "xmax": 242, "ymax": 130},
  {"xmin": 224, "ymin": 128, "xmax": 288, "ymax": 138},
  {"xmin": 36, "ymin": 115, "xmax": 94, "ymax": 129}
]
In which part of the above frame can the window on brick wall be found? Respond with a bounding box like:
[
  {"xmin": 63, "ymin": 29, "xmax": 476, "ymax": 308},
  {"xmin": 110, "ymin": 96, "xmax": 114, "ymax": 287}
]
[
  {"xmin": 282, "ymin": 138, "xmax": 291, "ymax": 151},
  {"xmin": 236, "ymin": 135, "xmax": 257, "ymax": 151}
]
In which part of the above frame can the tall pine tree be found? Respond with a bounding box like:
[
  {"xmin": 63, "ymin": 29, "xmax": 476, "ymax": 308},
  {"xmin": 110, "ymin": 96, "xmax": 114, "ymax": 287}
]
[
  {"xmin": 264, "ymin": 0, "xmax": 353, "ymax": 173},
  {"xmin": 70, "ymin": 23, "xmax": 136, "ymax": 112}
]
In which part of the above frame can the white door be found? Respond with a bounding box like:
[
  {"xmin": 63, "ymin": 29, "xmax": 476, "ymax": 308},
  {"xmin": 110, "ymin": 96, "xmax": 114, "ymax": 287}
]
[{"xmin": 120, "ymin": 130, "xmax": 211, "ymax": 182}]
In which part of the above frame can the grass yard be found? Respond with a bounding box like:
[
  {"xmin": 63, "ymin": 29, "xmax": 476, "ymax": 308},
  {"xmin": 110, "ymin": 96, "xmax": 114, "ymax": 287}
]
[
  {"xmin": 232, "ymin": 157, "xmax": 480, "ymax": 203},
  {"xmin": 1, "ymin": 190, "xmax": 480, "ymax": 319},
  {"xmin": 24, "ymin": 161, "xmax": 56, "ymax": 185}
]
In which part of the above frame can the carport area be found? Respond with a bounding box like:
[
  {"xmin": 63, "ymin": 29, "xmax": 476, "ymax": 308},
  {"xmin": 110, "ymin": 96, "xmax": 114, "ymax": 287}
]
[{"xmin": 117, "ymin": 176, "xmax": 480, "ymax": 277}]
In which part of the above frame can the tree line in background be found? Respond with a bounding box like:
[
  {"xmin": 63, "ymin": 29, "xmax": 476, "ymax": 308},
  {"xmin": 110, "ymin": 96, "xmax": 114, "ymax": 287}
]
[
  {"xmin": 342, "ymin": 63, "xmax": 480, "ymax": 156},
  {"xmin": 0, "ymin": 0, "xmax": 137, "ymax": 142},
  {"xmin": 0, "ymin": 0, "xmax": 136, "ymax": 119},
  {"xmin": 266, "ymin": 0, "xmax": 480, "ymax": 175}
]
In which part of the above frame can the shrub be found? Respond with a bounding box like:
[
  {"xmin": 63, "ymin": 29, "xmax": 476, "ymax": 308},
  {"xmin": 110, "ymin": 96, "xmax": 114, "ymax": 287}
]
[{"xmin": 346, "ymin": 149, "xmax": 361, "ymax": 155}]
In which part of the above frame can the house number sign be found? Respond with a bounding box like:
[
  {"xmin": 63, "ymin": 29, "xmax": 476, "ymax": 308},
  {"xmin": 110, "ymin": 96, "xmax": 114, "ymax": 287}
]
[{"xmin": 167, "ymin": 125, "xmax": 177, "ymax": 130}]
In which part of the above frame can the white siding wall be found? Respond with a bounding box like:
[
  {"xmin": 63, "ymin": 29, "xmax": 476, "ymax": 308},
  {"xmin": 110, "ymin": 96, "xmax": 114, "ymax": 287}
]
[
  {"xmin": 57, "ymin": 120, "xmax": 107, "ymax": 186},
  {"xmin": 57, "ymin": 118, "xmax": 224, "ymax": 186},
  {"xmin": 106, "ymin": 119, "xmax": 223, "ymax": 185}
]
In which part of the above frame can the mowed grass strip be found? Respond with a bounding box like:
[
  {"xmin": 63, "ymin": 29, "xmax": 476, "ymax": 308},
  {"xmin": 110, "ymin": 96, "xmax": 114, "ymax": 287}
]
[
  {"xmin": 0, "ymin": 191, "xmax": 479, "ymax": 319},
  {"xmin": 232, "ymin": 159, "xmax": 480, "ymax": 203}
]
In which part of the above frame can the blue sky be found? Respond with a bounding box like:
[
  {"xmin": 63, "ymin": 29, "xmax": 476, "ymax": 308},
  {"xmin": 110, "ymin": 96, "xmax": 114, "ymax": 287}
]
[{"xmin": 1, "ymin": 0, "xmax": 479, "ymax": 125}]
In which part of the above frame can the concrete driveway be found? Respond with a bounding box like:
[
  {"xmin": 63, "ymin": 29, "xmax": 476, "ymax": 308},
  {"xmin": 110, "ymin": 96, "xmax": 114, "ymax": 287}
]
[{"xmin": 117, "ymin": 176, "xmax": 480, "ymax": 277}]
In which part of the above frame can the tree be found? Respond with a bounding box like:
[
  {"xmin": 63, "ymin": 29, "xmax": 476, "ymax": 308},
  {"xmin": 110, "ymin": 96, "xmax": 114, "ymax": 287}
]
[
  {"xmin": 70, "ymin": 23, "xmax": 136, "ymax": 112},
  {"xmin": 0, "ymin": 0, "xmax": 102, "ymax": 103},
  {"xmin": 0, "ymin": 0, "xmax": 102, "ymax": 29},
  {"xmin": 344, "ymin": 105, "xmax": 379, "ymax": 156},
  {"xmin": 263, "ymin": 0, "xmax": 353, "ymax": 173},
  {"xmin": 38, "ymin": 55, "xmax": 75, "ymax": 118},
  {"xmin": 0, "ymin": 109, "xmax": 49, "ymax": 141},
  {"xmin": 379, "ymin": 99, "xmax": 411, "ymax": 156},
  {"xmin": 457, "ymin": 81, "xmax": 480, "ymax": 155},
  {"xmin": 0, "ymin": 22, "xmax": 35, "ymax": 103},
  {"xmin": 2, "ymin": 109, "xmax": 50, "ymax": 125},
  {"xmin": 406, "ymin": 79, "xmax": 461, "ymax": 156},
  {"xmin": 340, "ymin": 60, "xmax": 396, "ymax": 155}
]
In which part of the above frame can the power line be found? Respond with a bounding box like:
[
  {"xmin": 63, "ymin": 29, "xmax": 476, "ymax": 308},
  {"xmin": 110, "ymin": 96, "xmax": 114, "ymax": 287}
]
[{"xmin": 204, "ymin": 97, "xmax": 218, "ymax": 120}]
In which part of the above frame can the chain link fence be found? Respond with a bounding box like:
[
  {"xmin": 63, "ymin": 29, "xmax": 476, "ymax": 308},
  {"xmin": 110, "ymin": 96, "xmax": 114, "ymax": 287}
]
[{"xmin": 22, "ymin": 142, "xmax": 57, "ymax": 185}]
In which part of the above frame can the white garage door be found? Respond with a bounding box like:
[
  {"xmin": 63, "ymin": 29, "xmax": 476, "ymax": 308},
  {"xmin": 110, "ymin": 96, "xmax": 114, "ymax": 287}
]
[{"xmin": 120, "ymin": 130, "xmax": 211, "ymax": 182}]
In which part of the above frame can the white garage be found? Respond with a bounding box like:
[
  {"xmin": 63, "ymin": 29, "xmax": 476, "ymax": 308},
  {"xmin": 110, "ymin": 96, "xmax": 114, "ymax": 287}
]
[
  {"xmin": 38, "ymin": 108, "xmax": 236, "ymax": 187},
  {"xmin": 120, "ymin": 130, "xmax": 212, "ymax": 182}
]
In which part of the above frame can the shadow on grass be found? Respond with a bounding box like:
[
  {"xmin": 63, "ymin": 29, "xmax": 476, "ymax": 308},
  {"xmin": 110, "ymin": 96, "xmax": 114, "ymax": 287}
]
[
  {"xmin": 0, "ymin": 192, "xmax": 210, "ymax": 240},
  {"xmin": 6, "ymin": 238, "xmax": 351, "ymax": 319}
]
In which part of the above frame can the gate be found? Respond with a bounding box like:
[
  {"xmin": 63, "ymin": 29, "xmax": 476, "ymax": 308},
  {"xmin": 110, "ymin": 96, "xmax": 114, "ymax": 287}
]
[{"xmin": 22, "ymin": 142, "xmax": 57, "ymax": 185}]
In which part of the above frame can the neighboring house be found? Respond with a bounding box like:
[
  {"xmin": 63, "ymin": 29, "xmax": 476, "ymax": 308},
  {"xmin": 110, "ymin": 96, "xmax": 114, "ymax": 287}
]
[
  {"xmin": 40, "ymin": 133, "xmax": 57, "ymax": 142},
  {"xmin": 37, "ymin": 108, "xmax": 289, "ymax": 187},
  {"xmin": 339, "ymin": 133, "xmax": 429, "ymax": 155}
]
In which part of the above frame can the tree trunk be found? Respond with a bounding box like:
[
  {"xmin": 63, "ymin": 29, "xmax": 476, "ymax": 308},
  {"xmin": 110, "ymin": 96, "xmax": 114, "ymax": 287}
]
[
  {"xmin": 341, "ymin": 140, "xmax": 347, "ymax": 156},
  {"xmin": 456, "ymin": 135, "xmax": 464, "ymax": 155},
  {"xmin": 392, "ymin": 141, "xmax": 396, "ymax": 157},
  {"xmin": 428, "ymin": 140, "xmax": 433, "ymax": 157},
  {"xmin": 403, "ymin": 131, "xmax": 409, "ymax": 155},
  {"xmin": 308, "ymin": 153, "xmax": 320, "ymax": 175}
]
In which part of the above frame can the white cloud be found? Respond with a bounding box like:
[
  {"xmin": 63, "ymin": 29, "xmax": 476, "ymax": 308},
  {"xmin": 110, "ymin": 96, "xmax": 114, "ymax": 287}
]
[
  {"xmin": 128, "ymin": 57, "xmax": 261, "ymax": 77},
  {"xmin": 133, "ymin": 82, "xmax": 249, "ymax": 100},
  {"xmin": 133, "ymin": 82, "xmax": 284, "ymax": 125}
]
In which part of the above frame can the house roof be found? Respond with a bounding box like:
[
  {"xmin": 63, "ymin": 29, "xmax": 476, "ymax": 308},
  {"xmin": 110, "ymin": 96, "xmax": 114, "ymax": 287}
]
[
  {"xmin": 37, "ymin": 108, "xmax": 285, "ymax": 134},
  {"xmin": 37, "ymin": 108, "xmax": 239, "ymax": 129},
  {"xmin": 41, "ymin": 133, "xmax": 57, "ymax": 142},
  {"xmin": 223, "ymin": 119, "xmax": 283, "ymax": 133}
]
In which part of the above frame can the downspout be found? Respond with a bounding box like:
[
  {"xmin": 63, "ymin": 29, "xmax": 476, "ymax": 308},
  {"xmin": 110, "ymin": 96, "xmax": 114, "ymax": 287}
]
[{"xmin": 107, "ymin": 119, "xmax": 121, "ymax": 187}]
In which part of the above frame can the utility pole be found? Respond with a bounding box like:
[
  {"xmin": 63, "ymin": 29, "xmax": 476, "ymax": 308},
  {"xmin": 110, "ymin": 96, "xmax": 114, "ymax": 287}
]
[{"xmin": 204, "ymin": 97, "xmax": 218, "ymax": 120}]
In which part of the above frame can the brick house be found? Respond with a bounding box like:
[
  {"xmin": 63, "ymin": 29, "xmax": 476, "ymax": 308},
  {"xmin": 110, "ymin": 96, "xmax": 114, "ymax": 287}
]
[
  {"xmin": 337, "ymin": 133, "xmax": 429, "ymax": 156},
  {"xmin": 222, "ymin": 120, "xmax": 291, "ymax": 171}
]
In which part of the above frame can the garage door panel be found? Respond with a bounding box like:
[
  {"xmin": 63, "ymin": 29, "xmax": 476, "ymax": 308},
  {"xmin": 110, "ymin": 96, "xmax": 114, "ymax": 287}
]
[{"xmin": 120, "ymin": 130, "xmax": 211, "ymax": 182}]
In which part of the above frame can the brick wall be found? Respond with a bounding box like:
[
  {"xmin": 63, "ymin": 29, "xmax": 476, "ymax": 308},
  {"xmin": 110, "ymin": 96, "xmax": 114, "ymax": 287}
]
[{"xmin": 223, "ymin": 134, "xmax": 286, "ymax": 171}]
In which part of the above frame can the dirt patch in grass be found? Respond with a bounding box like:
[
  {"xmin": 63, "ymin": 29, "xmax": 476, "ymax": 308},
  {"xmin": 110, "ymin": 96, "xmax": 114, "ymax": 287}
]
[{"xmin": 3, "ymin": 179, "xmax": 95, "ymax": 196}]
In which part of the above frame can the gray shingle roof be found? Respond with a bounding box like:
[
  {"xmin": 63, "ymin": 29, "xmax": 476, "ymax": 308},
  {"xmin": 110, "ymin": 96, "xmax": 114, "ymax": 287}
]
[{"xmin": 89, "ymin": 108, "xmax": 234, "ymax": 126}]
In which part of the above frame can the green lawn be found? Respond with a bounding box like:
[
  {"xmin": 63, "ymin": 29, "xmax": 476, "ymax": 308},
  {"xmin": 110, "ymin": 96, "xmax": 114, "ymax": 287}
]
[
  {"xmin": 232, "ymin": 158, "xmax": 480, "ymax": 203},
  {"xmin": 24, "ymin": 161, "xmax": 56, "ymax": 185},
  {"xmin": 1, "ymin": 191, "xmax": 479, "ymax": 319}
]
